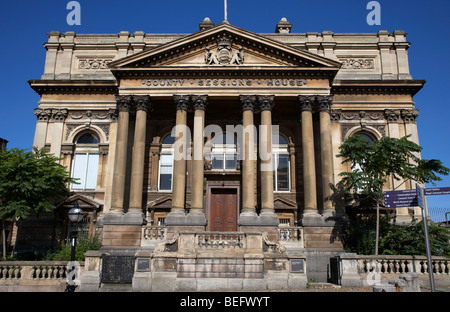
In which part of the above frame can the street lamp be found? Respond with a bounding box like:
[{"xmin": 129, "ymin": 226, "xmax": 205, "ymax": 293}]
[{"xmin": 65, "ymin": 200, "xmax": 84, "ymax": 292}]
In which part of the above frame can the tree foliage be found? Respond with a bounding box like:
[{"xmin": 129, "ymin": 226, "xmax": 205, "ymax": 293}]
[
  {"xmin": 0, "ymin": 147, "xmax": 76, "ymax": 220},
  {"xmin": 337, "ymin": 135, "xmax": 449, "ymax": 199}
]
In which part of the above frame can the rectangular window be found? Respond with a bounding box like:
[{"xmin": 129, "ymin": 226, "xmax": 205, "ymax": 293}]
[
  {"xmin": 212, "ymin": 152, "xmax": 237, "ymax": 170},
  {"xmin": 71, "ymin": 153, "xmax": 99, "ymax": 190},
  {"xmin": 273, "ymin": 153, "xmax": 290, "ymax": 192},
  {"xmin": 159, "ymin": 153, "xmax": 173, "ymax": 191},
  {"xmin": 211, "ymin": 153, "xmax": 224, "ymax": 170}
]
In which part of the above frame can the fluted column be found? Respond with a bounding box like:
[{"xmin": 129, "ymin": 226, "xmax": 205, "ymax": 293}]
[
  {"xmin": 110, "ymin": 95, "xmax": 132, "ymax": 213},
  {"xmin": 298, "ymin": 95, "xmax": 317, "ymax": 216},
  {"xmin": 190, "ymin": 95, "xmax": 207, "ymax": 216},
  {"xmin": 258, "ymin": 95, "xmax": 276, "ymax": 216},
  {"xmin": 317, "ymin": 95, "xmax": 335, "ymax": 214},
  {"xmin": 239, "ymin": 95, "xmax": 257, "ymax": 217},
  {"xmin": 128, "ymin": 95, "xmax": 151, "ymax": 213},
  {"xmin": 168, "ymin": 95, "xmax": 190, "ymax": 216}
]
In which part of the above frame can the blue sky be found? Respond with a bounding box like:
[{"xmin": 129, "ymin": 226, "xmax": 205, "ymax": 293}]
[{"xmin": 0, "ymin": 0, "xmax": 449, "ymax": 219}]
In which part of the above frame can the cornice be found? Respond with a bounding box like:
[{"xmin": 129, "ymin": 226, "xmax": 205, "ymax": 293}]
[
  {"xmin": 28, "ymin": 79, "xmax": 118, "ymax": 95},
  {"xmin": 331, "ymin": 79, "xmax": 426, "ymax": 96}
]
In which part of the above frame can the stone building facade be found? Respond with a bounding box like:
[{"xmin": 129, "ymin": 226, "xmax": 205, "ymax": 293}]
[{"xmin": 27, "ymin": 18, "xmax": 424, "ymax": 285}]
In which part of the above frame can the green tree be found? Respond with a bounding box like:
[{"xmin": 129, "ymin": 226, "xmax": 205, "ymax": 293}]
[
  {"xmin": 0, "ymin": 147, "xmax": 77, "ymax": 259},
  {"xmin": 337, "ymin": 135, "xmax": 449, "ymax": 255}
]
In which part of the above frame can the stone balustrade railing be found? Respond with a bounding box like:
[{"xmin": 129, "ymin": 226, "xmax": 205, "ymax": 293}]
[
  {"xmin": 196, "ymin": 232, "xmax": 246, "ymax": 249},
  {"xmin": 279, "ymin": 226, "xmax": 303, "ymax": 242},
  {"xmin": 142, "ymin": 225, "xmax": 166, "ymax": 240},
  {"xmin": 356, "ymin": 255, "xmax": 449, "ymax": 275},
  {"xmin": 338, "ymin": 254, "xmax": 450, "ymax": 287},
  {"xmin": 142, "ymin": 225, "xmax": 304, "ymax": 244},
  {"xmin": 0, "ymin": 261, "xmax": 85, "ymax": 291}
]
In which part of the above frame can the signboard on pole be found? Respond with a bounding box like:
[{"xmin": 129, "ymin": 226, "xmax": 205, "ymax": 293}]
[
  {"xmin": 416, "ymin": 184, "xmax": 425, "ymax": 209},
  {"xmin": 384, "ymin": 189, "xmax": 418, "ymax": 208}
]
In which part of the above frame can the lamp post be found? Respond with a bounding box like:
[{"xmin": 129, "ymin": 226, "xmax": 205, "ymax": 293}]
[{"xmin": 65, "ymin": 200, "xmax": 84, "ymax": 292}]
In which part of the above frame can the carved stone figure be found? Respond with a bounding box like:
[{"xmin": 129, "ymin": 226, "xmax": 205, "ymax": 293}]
[{"xmin": 205, "ymin": 37, "xmax": 244, "ymax": 65}]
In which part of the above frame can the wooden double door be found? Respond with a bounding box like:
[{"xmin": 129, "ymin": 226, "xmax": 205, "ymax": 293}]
[{"xmin": 209, "ymin": 188, "xmax": 238, "ymax": 232}]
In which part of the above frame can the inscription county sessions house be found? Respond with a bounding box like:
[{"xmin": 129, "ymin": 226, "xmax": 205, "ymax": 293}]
[{"xmin": 24, "ymin": 18, "xmax": 424, "ymax": 281}]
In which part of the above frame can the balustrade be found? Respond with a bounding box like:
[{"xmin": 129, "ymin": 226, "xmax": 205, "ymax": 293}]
[
  {"xmin": 196, "ymin": 232, "xmax": 245, "ymax": 249},
  {"xmin": 356, "ymin": 256, "xmax": 449, "ymax": 276},
  {"xmin": 0, "ymin": 261, "xmax": 84, "ymax": 287}
]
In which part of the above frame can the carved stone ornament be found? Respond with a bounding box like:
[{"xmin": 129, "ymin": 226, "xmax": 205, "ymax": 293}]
[
  {"xmin": 240, "ymin": 95, "xmax": 258, "ymax": 111},
  {"xmin": 316, "ymin": 95, "xmax": 333, "ymax": 113},
  {"xmin": 401, "ymin": 109, "xmax": 419, "ymax": 123},
  {"xmin": 258, "ymin": 95, "xmax": 275, "ymax": 111},
  {"xmin": 52, "ymin": 109, "xmax": 68, "ymax": 122},
  {"xmin": 298, "ymin": 95, "xmax": 316, "ymax": 112},
  {"xmin": 384, "ymin": 109, "xmax": 401, "ymax": 123},
  {"xmin": 191, "ymin": 95, "xmax": 208, "ymax": 111},
  {"xmin": 205, "ymin": 36, "xmax": 244, "ymax": 65},
  {"xmin": 340, "ymin": 58, "xmax": 375, "ymax": 70},
  {"xmin": 116, "ymin": 95, "xmax": 133, "ymax": 112},
  {"xmin": 34, "ymin": 108, "xmax": 52, "ymax": 122},
  {"xmin": 174, "ymin": 94, "xmax": 191, "ymax": 111},
  {"xmin": 134, "ymin": 95, "xmax": 152, "ymax": 112},
  {"xmin": 78, "ymin": 58, "xmax": 112, "ymax": 70}
]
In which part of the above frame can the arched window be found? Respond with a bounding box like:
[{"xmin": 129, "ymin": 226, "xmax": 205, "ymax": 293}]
[
  {"xmin": 211, "ymin": 133, "xmax": 238, "ymax": 171},
  {"xmin": 357, "ymin": 132, "xmax": 375, "ymax": 143},
  {"xmin": 273, "ymin": 133, "xmax": 290, "ymax": 192},
  {"xmin": 352, "ymin": 131, "xmax": 376, "ymax": 192},
  {"xmin": 158, "ymin": 133, "xmax": 175, "ymax": 191},
  {"xmin": 71, "ymin": 131, "xmax": 100, "ymax": 190}
]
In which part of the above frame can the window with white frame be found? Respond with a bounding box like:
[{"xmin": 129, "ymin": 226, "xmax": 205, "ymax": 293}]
[
  {"xmin": 71, "ymin": 132, "xmax": 100, "ymax": 190},
  {"xmin": 273, "ymin": 134, "xmax": 290, "ymax": 192},
  {"xmin": 211, "ymin": 133, "xmax": 238, "ymax": 171},
  {"xmin": 158, "ymin": 134, "xmax": 175, "ymax": 191}
]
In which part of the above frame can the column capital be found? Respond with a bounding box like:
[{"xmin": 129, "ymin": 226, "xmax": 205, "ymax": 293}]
[
  {"xmin": 134, "ymin": 95, "xmax": 151, "ymax": 112},
  {"xmin": 316, "ymin": 95, "xmax": 333, "ymax": 113},
  {"xmin": 174, "ymin": 94, "xmax": 191, "ymax": 111},
  {"xmin": 384, "ymin": 109, "xmax": 401, "ymax": 123},
  {"xmin": 240, "ymin": 95, "xmax": 258, "ymax": 111},
  {"xmin": 191, "ymin": 94, "xmax": 208, "ymax": 111},
  {"xmin": 298, "ymin": 95, "xmax": 316, "ymax": 112},
  {"xmin": 258, "ymin": 95, "xmax": 275, "ymax": 111},
  {"xmin": 401, "ymin": 109, "xmax": 419, "ymax": 124},
  {"xmin": 52, "ymin": 108, "xmax": 68, "ymax": 122},
  {"xmin": 34, "ymin": 108, "xmax": 52, "ymax": 122},
  {"xmin": 116, "ymin": 95, "xmax": 133, "ymax": 112}
]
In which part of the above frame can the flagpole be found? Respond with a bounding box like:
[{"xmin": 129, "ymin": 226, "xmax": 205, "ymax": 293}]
[{"xmin": 224, "ymin": 0, "xmax": 228, "ymax": 23}]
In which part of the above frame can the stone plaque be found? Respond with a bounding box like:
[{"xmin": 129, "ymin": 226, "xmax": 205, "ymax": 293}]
[
  {"xmin": 290, "ymin": 259, "xmax": 305, "ymax": 273},
  {"xmin": 136, "ymin": 258, "xmax": 151, "ymax": 272},
  {"xmin": 101, "ymin": 255, "xmax": 135, "ymax": 283}
]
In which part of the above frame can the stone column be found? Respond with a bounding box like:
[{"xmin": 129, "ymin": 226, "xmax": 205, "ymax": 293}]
[
  {"xmin": 166, "ymin": 95, "xmax": 190, "ymax": 229},
  {"xmin": 258, "ymin": 95, "xmax": 276, "ymax": 217},
  {"xmin": 33, "ymin": 108, "xmax": 52, "ymax": 149},
  {"xmin": 189, "ymin": 95, "xmax": 208, "ymax": 225},
  {"xmin": 239, "ymin": 95, "xmax": 257, "ymax": 218},
  {"xmin": 110, "ymin": 95, "xmax": 132, "ymax": 213},
  {"xmin": 298, "ymin": 95, "xmax": 318, "ymax": 216},
  {"xmin": 50, "ymin": 109, "xmax": 68, "ymax": 161},
  {"xmin": 317, "ymin": 95, "xmax": 335, "ymax": 215},
  {"xmin": 128, "ymin": 95, "xmax": 151, "ymax": 214}
]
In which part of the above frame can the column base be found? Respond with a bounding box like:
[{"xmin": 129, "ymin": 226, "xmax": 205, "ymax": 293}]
[
  {"xmin": 301, "ymin": 212, "xmax": 347, "ymax": 250},
  {"xmin": 101, "ymin": 212, "xmax": 145, "ymax": 248},
  {"xmin": 239, "ymin": 214, "xmax": 279, "ymax": 240},
  {"xmin": 166, "ymin": 212, "xmax": 207, "ymax": 236}
]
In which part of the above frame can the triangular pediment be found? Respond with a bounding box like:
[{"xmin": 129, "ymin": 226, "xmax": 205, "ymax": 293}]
[{"xmin": 109, "ymin": 23, "xmax": 341, "ymax": 70}]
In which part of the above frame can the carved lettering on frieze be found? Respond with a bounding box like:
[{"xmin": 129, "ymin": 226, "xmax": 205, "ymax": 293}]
[{"xmin": 140, "ymin": 78, "xmax": 307, "ymax": 88}]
